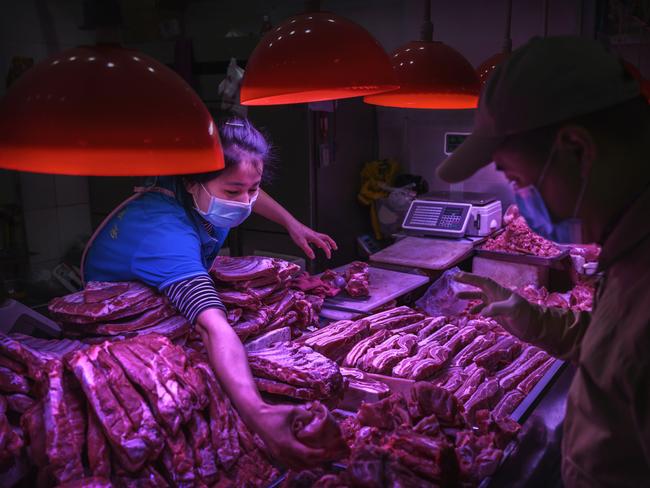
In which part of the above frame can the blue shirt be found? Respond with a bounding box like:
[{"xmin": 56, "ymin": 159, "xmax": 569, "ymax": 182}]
[{"xmin": 84, "ymin": 178, "xmax": 228, "ymax": 291}]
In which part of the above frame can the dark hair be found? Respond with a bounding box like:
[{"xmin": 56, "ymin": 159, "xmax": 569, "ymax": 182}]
[
  {"xmin": 501, "ymin": 95, "xmax": 650, "ymax": 165},
  {"xmin": 183, "ymin": 116, "xmax": 274, "ymax": 185}
]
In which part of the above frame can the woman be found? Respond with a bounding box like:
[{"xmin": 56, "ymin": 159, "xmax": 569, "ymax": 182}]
[{"xmin": 83, "ymin": 117, "xmax": 338, "ymax": 467}]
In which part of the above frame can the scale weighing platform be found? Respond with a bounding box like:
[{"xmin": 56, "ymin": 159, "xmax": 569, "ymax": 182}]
[{"xmin": 370, "ymin": 191, "xmax": 503, "ymax": 271}]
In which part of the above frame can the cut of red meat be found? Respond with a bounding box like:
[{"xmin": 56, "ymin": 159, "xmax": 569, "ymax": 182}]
[
  {"xmin": 0, "ymin": 355, "xmax": 26, "ymax": 374},
  {"xmin": 451, "ymin": 333, "xmax": 498, "ymax": 368},
  {"xmin": 0, "ymin": 366, "xmax": 30, "ymax": 394},
  {"xmin": 192, "ymin": 360, "xmax": 242, "ymax": 471},
  {"xmin": 345, "ymin": 261, "xmax": 370, "ymax": 298},
  {"xmin": 5, "ymin": 393, "xmax": 35, "ymax": 414},
  {"xmin": 302, "ymin": 319, "xmax": 370, "ymax": 362},
  {"xmin": 292, "ymin": 401, "xmax": 349, "ymax": 460},
  {"xmin": 87, "ymin": 408, "xmax": 111, "ymax": 479},
  {"xmin": 210, "ymin": 256, "xmax": 277, "ymax": 282},
  {"xmin": 498, "ymin": 351, "xmax": 549, "ymax": 391},
  {"xmin": 67, "ymin": 347, "xmax": 157, "ymax": 473},
  {"xmin": 248, "ymin": 343, "xmax": 344, "ymax": 400},
  {"xmin": 108, "ymin": 339, "xmax": 185, "ymax": 434},
  {"xmin": 339, "ymin": 367, "xmax": 391, "ymax": 398},
  {"xmin": 65, "ymin": 303, "xmax": 176, "ymax": 336},
  {"xmin": 463, "ymin": 379, "xmax": 503, "ymax": 416},
  {"xmin": 123, "ymin": 313, "xmax": 191, "ymax": 340},
  {"xmin": 83, "ymin": 281, "xmax": 130, "ymax": 303},
  {"xmin": 160, "ymin": 429, "xmax": 196, "ymax": 488},
  {"xmin": 516, "ymin": 357, "xmax": 555, "ymax": 395},
  {"xmin": 492, "ymin": 390, "xmax": 525, "ymax": 419},
  {"xmin": 254, "ymin": 377, "xmax": 320, "ymax": 400},
  {"xmin": 41, "ymin": 362, "xmax": 85, "ymax": 484},
  {"xmin": 186, "ymin": 409, "xmax": 219, "ymax": 485},
  {"xmin": 344, "ymin": 329, "xmax": 391, "ymax": 368},
  {"xmin": 48, "ymin": 282, "xmax": 160, "ymax": 324},
  {"xmin": 216, "ymin": 289, "xmax": 261, "ymax": 309},
  {"xmin": 474, "ymin": 336, "xmax": 523, "ymax": 372},
  {"xmin": 55, "ymin": 476, "xmax": 113, "ymax": 488}
]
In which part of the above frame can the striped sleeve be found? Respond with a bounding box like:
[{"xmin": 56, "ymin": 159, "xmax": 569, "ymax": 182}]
[{"xmin": 163, "ymin": 274, "xmax": 226, "ymax": 324}]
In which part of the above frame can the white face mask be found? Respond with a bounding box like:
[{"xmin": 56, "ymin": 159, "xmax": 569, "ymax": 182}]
[
  {"xmin": 513, "ymin": 147, "xmax": 588, "ymax": 243},
  {"xmin": 193, "ymin": 183, "xmax": 258, "ymax": 228}
]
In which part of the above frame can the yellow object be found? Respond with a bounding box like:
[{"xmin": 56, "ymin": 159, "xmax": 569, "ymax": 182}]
[{"xmin": 357, "ymin": 158, "xmax": 400, "ymax": 239}]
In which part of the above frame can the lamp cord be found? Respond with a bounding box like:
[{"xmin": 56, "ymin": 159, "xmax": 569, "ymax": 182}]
[
  {"xmin": 502, "ymin": 0, "xmax": 513, "ymax": 53},
  {"xmin": 420, "ymin": 0, "xmax": 433, "ymax": 41}
]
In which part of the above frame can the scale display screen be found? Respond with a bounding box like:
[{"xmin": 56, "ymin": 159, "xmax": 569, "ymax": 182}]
[{"xmin": 402, "ymin": 200, "xmax": 472, "ymax": 238}]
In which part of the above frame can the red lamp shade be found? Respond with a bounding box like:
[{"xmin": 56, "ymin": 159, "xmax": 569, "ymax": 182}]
[
  {"xmin": 0, "ymin": 44, "xmax": 224, "ymax": 176},
  {"xmin": 240, "ymin": 11, "xmax": 399, "ymax": 106},
  {"xmin": 477, "ymin": 51, "xmax": 509, "ymax": 87},
  {"xmin": 364, "ymin": 41, "xmax": 480, "ymax": 109}
]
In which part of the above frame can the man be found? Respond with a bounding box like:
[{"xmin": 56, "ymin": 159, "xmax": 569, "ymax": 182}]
[{"xmin": 436, "ymin": 36, "xmax": 650, "ymax": 487}]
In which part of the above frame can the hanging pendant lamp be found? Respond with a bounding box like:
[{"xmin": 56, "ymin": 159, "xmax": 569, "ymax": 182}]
[
  {"xmin": 476, "ymin": 0, "xmax": 513, "ymax": 87},
  {"xmin": 364, "ymin": 0, "xmax": 479, "ymax": 109},
  {"xmin": 240, "ymin": 6, "xmax": 399, "ymax": 106},
  {"xmin": 0, "ymin": 43, "xmax": 224, "ymax": 176}
]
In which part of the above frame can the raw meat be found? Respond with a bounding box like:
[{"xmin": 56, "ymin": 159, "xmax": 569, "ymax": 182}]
[
  {"xmin": 0, "ymin": 366, "xmax": 30, "ymax": 394},
  {"xmin": 67, "ymin": 346, "xmax": 161, "ymax": 472},
  {"xmin": 5, "ymin": 393, "xmax": 35, "ymax": 413},
  {"xmin": 41, "ymin": 362, "xmax": 86, "ymax": 484},
  {"xmin": 87, "ymin": 408, "xmax": 111, "ymax": 479},
  {"xmin": 67, "ymin": 303, "xmax": 177, "ymax": 336},
  {"xmin": 364, "ymin": 335, "xmax": 418, "ymax": 374},
  {"xmin": 481, "ymin": 206, "xmax": 562, "ymax": 257},
  {"xmin": 48, "ymin": 281, "xmax": 161, "ymax": 324},
  {"xmin": 492, "ymin": 390, "xmax": 525, "ymax": 419},
  {"xmin": 340, "ymin": 368, "xmax": 391, "ymax": 398},
  {"xmin": 343, "ymin": 329, "xmax": 392, "ymax": 368},
  {"xmin": 210, "ymin": 256, "xmax": 279, "ymax": 282},
  {"xmin": 516, "ymin": 357, "xmax": 555, "ymax": 395},
  {"xmin": 498, "ymin": 351, "xmax": 549, "ymax": 391},
  {"xmin": 344, "ymin": 261, "xmax": 370, "ymax": 297},
  {"xmin": 248, "ymin": 343, "xmax": 344, "ymax": 400},
  {"xmin": 186, "ymin": 410, "xmax": 219, "ymax": 485},
  {"xmin": 474, "ymin": 336, "xmax": 523, "ymax": 372},
  {"xmin": 302, "ymin": 319, "xmax": 370, "ymax": 362},
  {"xmin": 293, "ymin": 401, "xmax": 349, "ymax": 460},
  {"xmin": 451, "ymin": 333, "xmax": 498, "ymax": 368}
]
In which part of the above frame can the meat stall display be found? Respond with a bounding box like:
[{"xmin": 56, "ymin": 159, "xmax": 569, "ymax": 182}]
[
  {"xmin": 1, "ymin": 246, "xmax": 595, "ymax": 487},
  {"xmin": 282, "ymin": 383, "xmax": 521, "ymax": 487},
  {"xmin": 0, "ymin": 333, "xmax": 282, "ymax": 487}
]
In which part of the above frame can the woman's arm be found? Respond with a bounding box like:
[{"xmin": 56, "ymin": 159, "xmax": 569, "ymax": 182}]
[
  {"xmin": 195, "ymin": 307, "xmax": 326, "ymax": 468},
  {"xmin": 253, "ymin": 189, "xmax": 338, "ymax": 259}
]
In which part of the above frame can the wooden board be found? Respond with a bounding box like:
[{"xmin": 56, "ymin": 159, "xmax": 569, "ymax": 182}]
[
  {"xmin": 369, "ymin": 236, "xmax": 474, "ymax": 270},
  {"xmin": 321, "ymin": 264, "xmax": 429, "ymax": 315}
]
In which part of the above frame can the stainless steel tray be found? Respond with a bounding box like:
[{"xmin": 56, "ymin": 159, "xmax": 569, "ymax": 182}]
[{"xmin": 474, "ymin": 248, "xmax": 571, "ymax": 269}]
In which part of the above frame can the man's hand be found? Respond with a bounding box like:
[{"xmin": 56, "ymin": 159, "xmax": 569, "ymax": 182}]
[
  {"xmin": 287, "ymin": 221, "xmax": 338, "ymax": 260},
  {"xmin": 453, "ymin": 272, "xmax": 536, "ymax": 339},
  {"xmin": 253, "ymin": 403, "xmax": 328, "ymax": 469},
  {"xmin": 454, "ymin": 271, "xmax": 519, "ymax": 316}
]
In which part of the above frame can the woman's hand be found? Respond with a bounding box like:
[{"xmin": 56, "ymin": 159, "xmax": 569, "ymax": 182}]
[
  {"xmin": 253, "ymin": 403, "xmax": 328, "ymax": 469},
  {"xmin": 287, "ymin": 221, "xmax": 338, "ymax": 259}
]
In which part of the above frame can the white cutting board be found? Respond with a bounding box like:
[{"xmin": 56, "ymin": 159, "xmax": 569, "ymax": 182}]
[
  {"xmin": 369, "ymin": 236, "xmax": 474, "ymax": 270},
  {"xmin": 320, "ymin": 264, "xmax": 429, "ymax": 317}
]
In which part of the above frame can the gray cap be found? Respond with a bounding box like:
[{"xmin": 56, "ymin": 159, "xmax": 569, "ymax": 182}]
[{"xmin": 437, "ymin": 36, "xmax": 640, "ymax": 183}]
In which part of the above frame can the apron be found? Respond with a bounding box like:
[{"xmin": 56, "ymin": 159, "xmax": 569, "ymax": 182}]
[{"xmin": 81, "ymin": 185, "xmax": 224, "ymax": 285}]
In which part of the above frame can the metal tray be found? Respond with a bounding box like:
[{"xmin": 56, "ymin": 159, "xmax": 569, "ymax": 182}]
[{"xmin": 474, "ymin": 248, "xmax": 571, "ymax": 269}]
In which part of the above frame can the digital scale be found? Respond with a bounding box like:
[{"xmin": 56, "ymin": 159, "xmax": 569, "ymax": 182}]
[
  {"xmin": 370, "ymin": 192, "xmax": 504, "ymax": 271},
  {"xmin": 402, "ymin": 191, "xmax": 502, "ymax": 238}
]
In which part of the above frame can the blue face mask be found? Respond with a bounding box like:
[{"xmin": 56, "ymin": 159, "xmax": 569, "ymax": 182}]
[
  {"xmin": 193, "ymin": 184, "xmax": 258, "ymax": 228},
  {"xmin": 512, "ymin": 148, "xmax": 587, "ymax": 244}
]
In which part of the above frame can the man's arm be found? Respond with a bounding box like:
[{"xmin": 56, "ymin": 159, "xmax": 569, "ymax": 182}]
[{"xmin": 455, "ymin": 272, "xmax": 591, "ymax": 361}]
